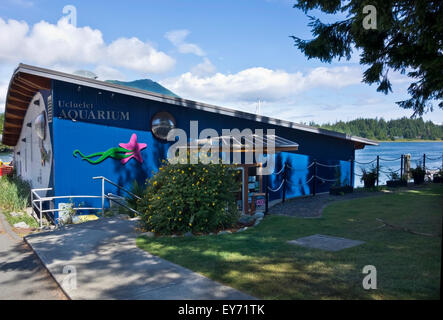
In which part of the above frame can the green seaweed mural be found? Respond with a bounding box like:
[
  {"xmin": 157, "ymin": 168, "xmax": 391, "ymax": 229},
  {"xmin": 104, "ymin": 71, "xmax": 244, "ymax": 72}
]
[{"xmin": 73, "ymin": 133, "xmax": 147, "ymax": 165}]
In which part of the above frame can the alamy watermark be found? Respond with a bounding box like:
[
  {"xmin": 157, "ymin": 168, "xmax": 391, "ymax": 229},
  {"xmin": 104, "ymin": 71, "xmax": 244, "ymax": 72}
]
[
  {"xmin": 362, "ymin": 265, "xmax": 377, "ymax": 289},
  {"xmin": 166, "ymin": 121, "xmax": 276, "ymax": 175},
  {"xmin": 62, "ymin": 265, "xmax": 77, "ymax": 290},
  {"xmin": 62, "ymin": 4, "xmax": 77, "ymax": 27},
  {"xmin": 362, "ymin": 5, "xmax": 377, "ymax": 30}
]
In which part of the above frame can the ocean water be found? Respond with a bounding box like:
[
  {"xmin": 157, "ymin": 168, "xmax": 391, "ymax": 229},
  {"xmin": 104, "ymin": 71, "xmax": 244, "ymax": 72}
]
[
  {"xmin": 355, "ymin": 142, "xmax": 443, "ymax": 186},
  {"xmin": 0, "ymin": 151, "xmax": 12, "ymax": 163}
]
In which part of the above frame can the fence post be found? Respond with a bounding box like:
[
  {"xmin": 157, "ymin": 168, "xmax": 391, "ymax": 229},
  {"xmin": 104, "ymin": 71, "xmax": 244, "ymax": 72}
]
[
  {"xmin": 313, "ymin": 159, "xmax": 317, "ymax": 196},
  {"xmin": 265, "ymin": 175, "xmax": 269, "ymax": 215},
  {"xmin": 423, "ymin": 153, "xmax": 426, "ymax": 171},
  {"xmin": 282, "ymin": 162, "xmax": 287, "ymax": 204},
  {"xmin": 376, "ymin": 155, "xmax": 380, "ymax": 186},
  {"xmin": 350, "ymin": 159, "xmax": 354, "ymax": 188},
  {"xmin": 400, "ymin": 154, "xmax": 404, "ymax": 179}
]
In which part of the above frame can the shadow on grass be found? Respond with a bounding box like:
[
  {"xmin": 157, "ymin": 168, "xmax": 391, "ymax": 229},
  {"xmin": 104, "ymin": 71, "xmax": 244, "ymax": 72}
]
[{"xmin": 137, "ymin": 184, "xmax": 442, "ymax": 300}]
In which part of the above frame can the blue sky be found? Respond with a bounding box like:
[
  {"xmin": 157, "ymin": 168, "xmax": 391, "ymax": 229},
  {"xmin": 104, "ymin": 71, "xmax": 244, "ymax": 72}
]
[{"xmin": 1, "ymin": 0, "xmax": 442, "ymax": 124}]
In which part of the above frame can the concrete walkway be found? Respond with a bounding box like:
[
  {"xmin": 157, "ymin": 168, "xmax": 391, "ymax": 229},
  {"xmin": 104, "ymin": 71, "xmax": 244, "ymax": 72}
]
[
  {"xmin": 25, "ymin": 217, "xmax": 254, "ymax": 300},
  {"xmin": 269, "ymin": 191, "xmax": 384, "ymax": 218},
  {"xmin": 0, "ymin": 213, "xmax": 66, "ymax": 300}
]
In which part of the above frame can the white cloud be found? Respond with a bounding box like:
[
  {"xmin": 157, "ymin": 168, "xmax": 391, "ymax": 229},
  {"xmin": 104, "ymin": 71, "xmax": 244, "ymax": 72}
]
[
  {"xmin": 8, "ymin": 0, "xmax": 34, "ymax": 8},
  {"xmin": 106, "ymin": 37, "xmax": 175, "ymax": 73},
  {"xmin": 0, "ymin": 65, "xmax": 15, "ymax": 113},
  {"xmin": 0, "ymin": 82, "xmax": 8, "ymax": 112},
  {"xmin": 190, "ymin": 57, "xmax": 216, "ymax": 77},
  {"xmin": 0, "ymin": 17, "xmax": 175, "ymax": 74},
  {"xmin": 160, "ymin": 66, "xmax": 362, "ymax": 104},
  {"xmin": 93, "ymin": 65, "xmax": 125, "ymax": 80},
  {"xmin": 165, "ymin": 29, "xmax": 205, "ymax": 56}
]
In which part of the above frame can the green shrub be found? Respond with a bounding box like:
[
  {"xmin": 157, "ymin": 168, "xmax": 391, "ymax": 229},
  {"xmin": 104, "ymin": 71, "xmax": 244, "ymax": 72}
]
[
  {"xmin": 137, "ymin": 160, "xmax": 241, "ymax": 235},
  {"xmin": 0, "ymin": 175, "xmax": 31, "ymax": 213}
]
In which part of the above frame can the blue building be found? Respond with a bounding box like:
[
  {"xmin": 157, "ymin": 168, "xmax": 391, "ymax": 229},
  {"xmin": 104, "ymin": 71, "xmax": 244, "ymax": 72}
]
[{"xmin": 2, "ymin": 64, "xmax": 377, "ymax": 223}]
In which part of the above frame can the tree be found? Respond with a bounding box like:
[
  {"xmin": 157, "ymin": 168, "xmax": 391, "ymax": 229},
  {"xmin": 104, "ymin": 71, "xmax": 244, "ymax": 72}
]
[
  {"xmin": 0, "ymin": 113, "xmax": 10, "ymax": 151},
  {"xmin": 291, "ymin": 0, "xmax": 443, "ymax": 117},
  {"xmin": 0, "ymin": 113, "xmax": 4, "ymax": 134},
  {"xmin": 313, "ymin": 117, "xmax": 443, "ymax": 140}
]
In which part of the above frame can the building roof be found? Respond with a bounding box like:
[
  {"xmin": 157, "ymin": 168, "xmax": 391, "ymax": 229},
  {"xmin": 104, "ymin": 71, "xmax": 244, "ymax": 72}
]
[
  {"xmin": 1, "ymin": 63, "xmax": 378, "ymax": 148},
  {"xmin": 183, "ymin": 134, "xmax": 299, "ymax": 153}
]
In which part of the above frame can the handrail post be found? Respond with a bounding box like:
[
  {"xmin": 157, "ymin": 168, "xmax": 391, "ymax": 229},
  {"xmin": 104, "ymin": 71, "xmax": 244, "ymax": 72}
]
[
  {"xmin": 39, "ymin": 198, "xmax": 43, "ymax": 229},
  {"xmin": 376, "ymin": 155, "xmax": 380, "ymax": 186},
  {"xmin": 30, "ymin": 191, "xmax": 34, "ymax": 218},
  {"xmin": 101, "ymin": 177, "xmax": 105, "ymax": 216}
]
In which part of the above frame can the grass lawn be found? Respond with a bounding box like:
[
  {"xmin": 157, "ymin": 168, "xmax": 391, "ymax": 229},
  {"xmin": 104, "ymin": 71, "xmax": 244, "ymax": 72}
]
[
  {"xmin": 137, "ymin": 184, "xmax": 442, "ymax": 300},
  {"xmin": 2, "ymin": 211, "xmax": 39, "ymax": 229},
  {"xmin": 0, "ymin": 176, "xmax": 38, "ymax": 229}
]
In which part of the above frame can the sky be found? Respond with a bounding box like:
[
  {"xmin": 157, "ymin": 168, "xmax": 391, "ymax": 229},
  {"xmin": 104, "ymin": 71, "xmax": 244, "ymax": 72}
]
[{"xmin": 0, "ymin": 0, "xmax": 442, "ymax": 124}]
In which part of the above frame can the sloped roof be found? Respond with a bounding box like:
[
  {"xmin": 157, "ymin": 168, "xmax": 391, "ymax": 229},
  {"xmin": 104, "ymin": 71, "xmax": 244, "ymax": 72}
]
[
  {"xmin": 189, "ymin": 134, "xmax": 299, "ymax": 153},
  {"xmin": 1, "ymin": 64, "xmax": 378, "ymax": 148}
]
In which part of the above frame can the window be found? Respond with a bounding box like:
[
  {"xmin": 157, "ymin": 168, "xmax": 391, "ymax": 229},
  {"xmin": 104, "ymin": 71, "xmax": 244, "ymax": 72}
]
[
  {"xmin": 34, "ymin": 112, "xmax": 46, "ymax": 140},
  {"xmin": 151, "ymin": 112, "xmax": 176, "ymax": 141}
]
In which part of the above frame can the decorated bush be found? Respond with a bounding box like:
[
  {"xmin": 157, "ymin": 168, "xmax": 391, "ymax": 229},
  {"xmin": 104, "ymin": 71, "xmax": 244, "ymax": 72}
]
[{"xmin": 137, "ymin": 159, "xmax": 241, "ymax": 235}]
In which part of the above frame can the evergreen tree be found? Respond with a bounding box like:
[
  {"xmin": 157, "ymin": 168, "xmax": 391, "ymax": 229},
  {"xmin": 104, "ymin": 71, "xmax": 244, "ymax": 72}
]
[
  {"xmin": 314, "ymin": 117, "xmax": 443, "ymax": 141},
  {"xmin": 291, "ymin": 0, "xmax": 443, "ymax": 117}
]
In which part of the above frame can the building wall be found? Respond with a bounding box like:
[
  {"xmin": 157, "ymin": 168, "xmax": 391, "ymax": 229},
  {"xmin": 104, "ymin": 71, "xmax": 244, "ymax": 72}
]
[
  {"xmin": 51, "ymin": 80, "xmax": 356, "ymax": 216},
  {"xmin": 13, "ymin": 90, "xmax": 53, "ymax": 194}
]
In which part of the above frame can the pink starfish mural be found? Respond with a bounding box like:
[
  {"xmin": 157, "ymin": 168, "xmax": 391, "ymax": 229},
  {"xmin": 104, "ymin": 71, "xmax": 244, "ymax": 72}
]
[{"xmin": 119, "ymin": 133, "xmax": 147, "ymax": 164}]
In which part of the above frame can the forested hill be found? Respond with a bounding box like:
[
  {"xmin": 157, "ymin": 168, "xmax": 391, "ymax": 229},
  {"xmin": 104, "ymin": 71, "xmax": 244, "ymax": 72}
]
[{"xmin": 311, "ymin": 117, "xmax": 443, "ymax": 141}]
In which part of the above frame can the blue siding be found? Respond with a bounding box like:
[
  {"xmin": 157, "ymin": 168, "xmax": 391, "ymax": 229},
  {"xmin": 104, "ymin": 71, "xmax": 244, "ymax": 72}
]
[{"xmin": 51, "ymin": 80, "xmax": 356, "ymax": 217}]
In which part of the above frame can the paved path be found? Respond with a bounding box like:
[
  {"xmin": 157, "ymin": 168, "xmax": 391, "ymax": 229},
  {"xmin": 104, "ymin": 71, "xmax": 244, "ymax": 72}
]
[
  {"xmin": 269, "ymin": 191, "xmax": 384, "ymax": 218},
  {"xmin": 25, "ymin": 217, "xmax": 254, "ymax": 300},
  {"xmin": 0, "ymin": 213, "xmax": 66, "ymax": 300}
]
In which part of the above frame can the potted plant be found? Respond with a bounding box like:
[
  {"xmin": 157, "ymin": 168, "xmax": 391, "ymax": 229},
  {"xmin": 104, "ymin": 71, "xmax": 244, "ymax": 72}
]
[
  {"xmin": 329, "ymin": 166, "xmax": 353, "ymax": 195},
  {"xmin": 410, "ymin": 162, "xmax": 426, "ymax": 184},
  {"xmin": 360, "ymin": 165, "xmax": 378, "ymax": 188},
  {"xmin": 386, "ymin": 169, "xmax": 407, "ymax": 187}
]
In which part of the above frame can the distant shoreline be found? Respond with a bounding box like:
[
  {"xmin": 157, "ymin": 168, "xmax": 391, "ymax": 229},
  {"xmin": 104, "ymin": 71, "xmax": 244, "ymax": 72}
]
[{"xmin": 377, "ymin": 140, "xmax": 443, "ymax": 143}]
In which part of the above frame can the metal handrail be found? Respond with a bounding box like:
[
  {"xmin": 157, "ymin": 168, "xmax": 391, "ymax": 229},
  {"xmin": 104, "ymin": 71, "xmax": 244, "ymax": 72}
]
[
  {"xmin": 106, "ymin": 193, "xmax": 141, "ymax": 217},
  {"xmin": 93, "ymin": 176, "xmax": 142, "ymax": 216},
  {"xmin": 93, "ymin": 176, "xmax": 141, "ymax": 200},
  {"xmin": 30, "ymin": 177, "xmax": 142, "ymax": 229},
  {"xmin": 31, "ymin": 188, "xmax": 103, "ymax": 228},
  {"xmin": 34, "ymin": 195, "xmax": 102, "ymax": 202}
]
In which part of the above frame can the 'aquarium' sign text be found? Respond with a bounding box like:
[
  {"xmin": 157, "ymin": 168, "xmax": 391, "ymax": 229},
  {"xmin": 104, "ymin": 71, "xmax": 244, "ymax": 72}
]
[{"xmin": 57, "ymin": 100, "xmax": 130, "ymax": 121}]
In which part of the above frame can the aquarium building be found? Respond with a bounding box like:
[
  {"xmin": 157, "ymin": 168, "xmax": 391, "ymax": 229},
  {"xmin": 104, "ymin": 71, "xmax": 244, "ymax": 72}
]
[{"xmin": 1, "ymin": 64, "xmax": 377, "ymax": 222}]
